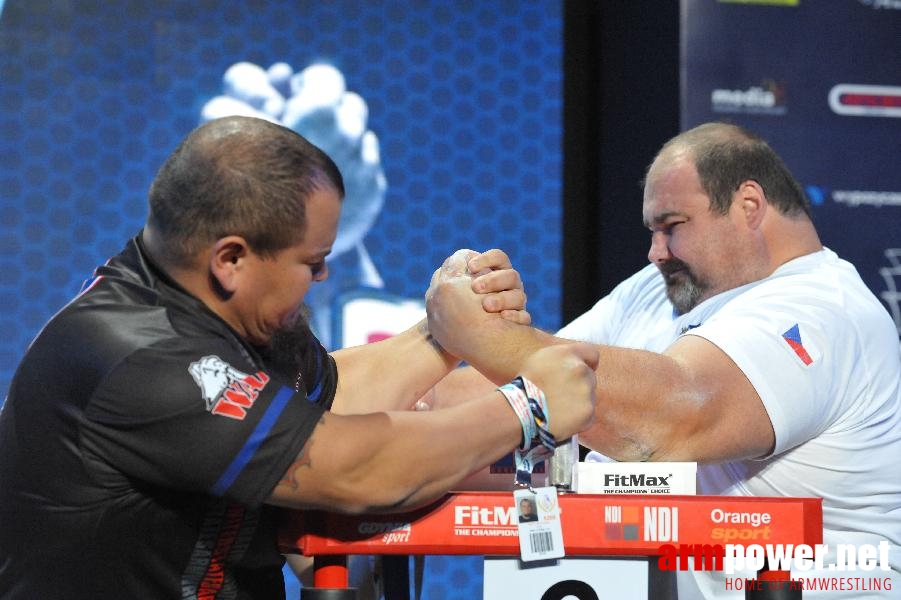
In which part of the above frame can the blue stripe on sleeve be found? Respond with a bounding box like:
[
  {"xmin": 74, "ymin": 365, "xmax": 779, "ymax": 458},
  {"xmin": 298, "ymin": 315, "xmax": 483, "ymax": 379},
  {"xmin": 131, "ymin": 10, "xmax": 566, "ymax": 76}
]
[
  {"xmin": 210, "ymin": 385, "xmax": 294, "ymax": 497},
  {"xmin": 307, "ymin": 351, "xmax": 322, "ymax": 403}
]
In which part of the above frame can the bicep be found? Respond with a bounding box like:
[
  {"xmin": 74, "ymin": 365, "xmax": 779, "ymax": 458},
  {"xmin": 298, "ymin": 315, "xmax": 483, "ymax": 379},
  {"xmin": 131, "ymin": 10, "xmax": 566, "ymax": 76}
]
[{"xmin": 664, "ymin": 335, "xmax": 775, "ymax": 462}]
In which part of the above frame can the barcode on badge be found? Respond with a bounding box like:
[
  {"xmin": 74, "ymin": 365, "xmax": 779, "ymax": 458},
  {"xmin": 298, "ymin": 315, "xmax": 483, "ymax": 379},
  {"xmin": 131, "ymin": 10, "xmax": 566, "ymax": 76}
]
[{"xmin": 529, "ymin": 529, "xmax": 554, "ymax": 554}]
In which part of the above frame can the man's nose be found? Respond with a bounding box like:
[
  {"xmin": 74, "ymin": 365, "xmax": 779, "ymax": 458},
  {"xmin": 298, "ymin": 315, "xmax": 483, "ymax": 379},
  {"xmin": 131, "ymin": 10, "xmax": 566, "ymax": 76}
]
[{"xmin": 648, "ymin": 231, "xmax": 672, "ymax": 263}]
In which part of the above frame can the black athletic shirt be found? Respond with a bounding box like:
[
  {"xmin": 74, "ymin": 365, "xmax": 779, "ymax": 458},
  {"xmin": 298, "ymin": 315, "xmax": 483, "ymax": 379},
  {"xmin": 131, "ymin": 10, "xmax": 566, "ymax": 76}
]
[{"xmin": 0, "ymin": 235, "xmax": 337, "ymax": 599}]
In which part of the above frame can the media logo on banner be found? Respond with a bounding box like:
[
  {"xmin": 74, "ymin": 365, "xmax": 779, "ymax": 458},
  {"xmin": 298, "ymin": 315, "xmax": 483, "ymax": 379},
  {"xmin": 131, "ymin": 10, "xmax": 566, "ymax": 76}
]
[
  {"xmin": 805, "ymin": 184, "xmax": 901, "ymax": 210},
  {"xmin": 711, "ymin": 80, "xmax": 787, "ymax": 115}
]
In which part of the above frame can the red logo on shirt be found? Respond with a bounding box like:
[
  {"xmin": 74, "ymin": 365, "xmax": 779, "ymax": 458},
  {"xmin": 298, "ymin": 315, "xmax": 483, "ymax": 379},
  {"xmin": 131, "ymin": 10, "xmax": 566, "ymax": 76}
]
[
  {"xmin": 188, "ymin": 355, "xmax": 270, "ymax": 420},
  {"xmin": 782, "ymin": 324, "xmax": 814, "ymax": 366}
]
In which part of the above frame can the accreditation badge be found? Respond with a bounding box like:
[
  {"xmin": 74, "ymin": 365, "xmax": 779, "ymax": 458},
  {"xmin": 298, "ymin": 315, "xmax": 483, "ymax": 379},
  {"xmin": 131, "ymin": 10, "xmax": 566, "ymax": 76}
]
[{"xmin": 514, "ymin": 486, "xmax": 565, "ymax": 561}]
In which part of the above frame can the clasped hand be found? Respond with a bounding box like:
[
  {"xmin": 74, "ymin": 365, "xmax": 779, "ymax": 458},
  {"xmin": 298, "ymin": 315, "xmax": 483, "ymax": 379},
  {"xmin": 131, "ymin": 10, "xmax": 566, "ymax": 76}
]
[{"xmin": 425, "ymin": 248, "xmax": 529, "ymax": 359}]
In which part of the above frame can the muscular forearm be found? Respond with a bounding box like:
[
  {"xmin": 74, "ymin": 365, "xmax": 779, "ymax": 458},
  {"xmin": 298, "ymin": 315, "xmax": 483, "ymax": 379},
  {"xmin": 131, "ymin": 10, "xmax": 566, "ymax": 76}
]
[
  {"xmin": 442, "ymin": 317, "xmax": 562, "ymax": 386},
  {"xmin": 579, "ymin": 337, "xmax": 775, "ymax": 463},
  {"xmin": 269, "ymin": 392, "xmax": 521, "ymax": 513},
  {"xmin": 330, "ymin": 319, "xmax": 460, "ymax": 414},
  {"xmin": 423, "ymin": 365, "xmax": 496, "ymax": 410},
  {"xmin": 577, "ymin": 346, "xmax": 687, "ymax": 461},
  {"xmin": 271, "ymin": 342, "xmax": 600, "ymax": 512}
]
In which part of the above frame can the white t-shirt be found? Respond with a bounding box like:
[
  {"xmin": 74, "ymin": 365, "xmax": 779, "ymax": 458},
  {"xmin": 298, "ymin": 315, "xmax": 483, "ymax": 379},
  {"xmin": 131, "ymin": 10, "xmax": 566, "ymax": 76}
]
[{"xmin": 558, "ymin": 249, "xmax": 901, "ymax": 599}]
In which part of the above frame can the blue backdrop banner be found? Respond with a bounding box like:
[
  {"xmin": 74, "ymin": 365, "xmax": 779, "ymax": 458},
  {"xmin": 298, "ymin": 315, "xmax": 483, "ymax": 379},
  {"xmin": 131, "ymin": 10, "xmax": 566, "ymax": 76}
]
[
  {"xmin": 682, "ymin": 0, "xmax": 901, "ymax": 337},
  {"xmin": 0, "ymin": 2, "xmax": 564, "ymax": 598}
]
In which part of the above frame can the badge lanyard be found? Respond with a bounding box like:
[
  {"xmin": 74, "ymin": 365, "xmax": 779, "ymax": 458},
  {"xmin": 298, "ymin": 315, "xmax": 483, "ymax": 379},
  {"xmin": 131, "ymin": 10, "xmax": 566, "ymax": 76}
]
[{"xmin": 497, "ymin": 376, "xmax": 566, "ymax": 561}]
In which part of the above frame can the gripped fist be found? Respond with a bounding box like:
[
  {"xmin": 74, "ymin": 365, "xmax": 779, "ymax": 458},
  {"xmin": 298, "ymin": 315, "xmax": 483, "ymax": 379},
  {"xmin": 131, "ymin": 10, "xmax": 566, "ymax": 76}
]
[
  {"xmin": 431, "ymin": 249, "xmax": 478, "ymax": 283},
  {"xmin": 467, "ymin": 249, "xmax": 530, "ymax": 325},
  {"xmin": 425, "ymin": 250, "xmax": 483, "ymax": 358},
  {"xmin": 425, "ymin": 248, "xmax": 531, "ymax": 358},
  {"xmin": 518, "ymin": 343, "xmax": 599, "ymax": 442}
]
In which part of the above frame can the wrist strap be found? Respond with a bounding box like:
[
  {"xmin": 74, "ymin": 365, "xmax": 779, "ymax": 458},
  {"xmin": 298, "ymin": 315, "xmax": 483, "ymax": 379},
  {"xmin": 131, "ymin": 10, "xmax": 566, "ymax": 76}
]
[
  {"xmin": 511, "ymin": 376, "xmax": 556, "ymax": 453},
  {"xmin": 497, "ymin": 379, "xmax": 535, "ymax": 451},
  {"xmin": 498, "ymin": 376, "xmax": 557, "ymax": 489}
]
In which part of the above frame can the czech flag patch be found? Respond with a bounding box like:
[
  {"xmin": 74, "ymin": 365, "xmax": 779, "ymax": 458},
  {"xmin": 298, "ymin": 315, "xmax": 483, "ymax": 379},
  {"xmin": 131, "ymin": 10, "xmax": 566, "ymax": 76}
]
[{"xmin": 782, "ymin": 324, "xmax": 816, "ymax": 366}]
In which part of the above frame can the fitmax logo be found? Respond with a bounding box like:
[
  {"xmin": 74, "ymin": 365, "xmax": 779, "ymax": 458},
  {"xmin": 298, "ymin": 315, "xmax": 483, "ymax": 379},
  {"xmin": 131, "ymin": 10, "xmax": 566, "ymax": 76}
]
[
  {"xmin": 604, "ymin": 474, "xmax": 671, "ymax": 487},
  {"xmin": 454, "ymin": 505, "xmax": 517, "ymax": 527}
]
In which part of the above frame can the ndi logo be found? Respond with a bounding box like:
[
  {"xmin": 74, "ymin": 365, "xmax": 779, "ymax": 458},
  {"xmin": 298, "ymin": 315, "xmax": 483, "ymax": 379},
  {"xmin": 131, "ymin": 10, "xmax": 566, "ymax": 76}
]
[
  {"xmin": 644, "ymin": 507, "xmax": 679, "ymax": 542},
  {"xmin": 603, "ymin": 505, "xmax": 679, "ymax": 542}
]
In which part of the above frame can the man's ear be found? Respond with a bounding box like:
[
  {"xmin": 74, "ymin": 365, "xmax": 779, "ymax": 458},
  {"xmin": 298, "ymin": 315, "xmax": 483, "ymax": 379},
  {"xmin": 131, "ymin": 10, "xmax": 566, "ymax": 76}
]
[
  {"xmin": 738, "ymin": 179, "xmax": 767, "ymax": 229},
  {"xmin": 209, "ymin": 236, "xmax": 250, "ymax": 295}
]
